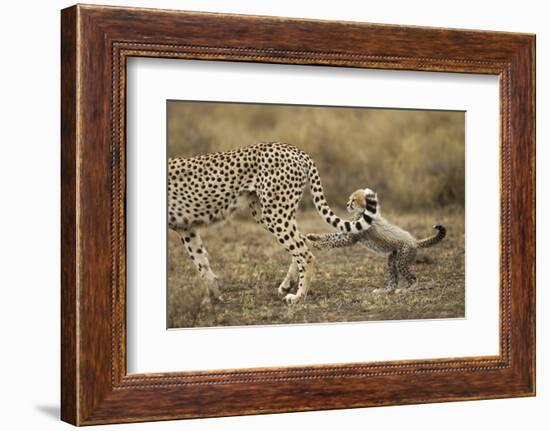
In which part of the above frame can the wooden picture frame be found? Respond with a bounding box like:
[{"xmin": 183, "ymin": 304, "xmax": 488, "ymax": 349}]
[{"xmin": 61, "ymin": 4, "xmax": 535, "ymax": 425}]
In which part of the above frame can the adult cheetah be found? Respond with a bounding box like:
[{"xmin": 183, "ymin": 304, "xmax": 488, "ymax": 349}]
[{"xmin": 168, "ymin": 142, "xmax": 377, "ymax": 304}]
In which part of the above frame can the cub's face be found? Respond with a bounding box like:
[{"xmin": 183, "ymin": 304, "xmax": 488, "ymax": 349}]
[
  {"xmin": 346, "ymin": 189, "xmax": 367, "ymax": 215},
  {"xmin": 346, "ymin": 188, "xmax": 377, "ymax": 216}
]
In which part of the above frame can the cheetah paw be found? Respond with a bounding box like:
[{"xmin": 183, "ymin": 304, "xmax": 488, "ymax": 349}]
[
  {"xmin": 283, "ymin": 293, "xmax": 300, "ymax": 305},
  {"xmin": 278, "ymin": 284, "xmax": 292, "ymax": 297}
]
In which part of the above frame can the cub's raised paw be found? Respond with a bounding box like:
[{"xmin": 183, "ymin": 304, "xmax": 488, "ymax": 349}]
[
  {"xmin": 305, "ymin": 234, "xmax": 325, "ymax": 249},
  {"xmin": 363, "ymin": 189, "xmax": 380, "ymax": 219}
]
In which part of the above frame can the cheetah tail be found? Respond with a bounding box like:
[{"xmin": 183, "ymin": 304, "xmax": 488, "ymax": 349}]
[
  {"xmin": 306, "ymin": 160, "xmax": 374, "ymax": 234},
  {"xmin": 417, "ymin": 225, "xmax": 446, "ymax": 248}
]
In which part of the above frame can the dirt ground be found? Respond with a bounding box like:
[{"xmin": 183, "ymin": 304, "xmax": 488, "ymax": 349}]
[{"xmin": 167, "ymin": 207, "xmax": 465, "ymax": 328}]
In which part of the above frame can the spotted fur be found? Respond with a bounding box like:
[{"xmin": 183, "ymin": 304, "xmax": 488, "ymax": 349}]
[
  {"xmin": 307, "ymin": 188, "xmax": 446, "ymax": 293},
  {"xmin": 168, "ymin": 142, "xmax": 377, "ymax": 304}
]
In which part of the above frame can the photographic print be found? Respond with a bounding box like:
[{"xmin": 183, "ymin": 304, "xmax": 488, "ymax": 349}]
[
  {"xmin": 60, "ymin": 6, "xmax": 535, "ymax": 423},
  {"xmin": 167, "ymin": 101, "xmax": 465, "ymax": 329}
]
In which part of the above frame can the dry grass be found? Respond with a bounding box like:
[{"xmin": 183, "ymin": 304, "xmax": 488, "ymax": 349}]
[{"xmin": 167, "ymin": 207, "xmax": 464, "ymax": 328}]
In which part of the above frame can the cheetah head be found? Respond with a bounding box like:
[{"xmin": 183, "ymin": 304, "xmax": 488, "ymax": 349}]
[{"xmin": 346, "ymin": 188, "xmax": 378, "ymax": 216}]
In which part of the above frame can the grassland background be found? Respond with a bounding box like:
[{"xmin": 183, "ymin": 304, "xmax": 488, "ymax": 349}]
[{"xmin": 167, "ymin": 101, "xmax": 465, "ymax": 328}]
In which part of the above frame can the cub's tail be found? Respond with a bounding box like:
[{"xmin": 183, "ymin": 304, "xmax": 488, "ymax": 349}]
[
  {"xmin": 305, "ymin": 158, "xmax": 376, "ymax": 233},
  {"xmin": 417, "ymin": 225, "xmax": 446, "ymax": 248}
]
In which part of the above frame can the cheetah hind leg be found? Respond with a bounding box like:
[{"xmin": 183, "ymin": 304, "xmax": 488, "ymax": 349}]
[
  {"xmin": 248, "ymin": 193, "xmax": 263, "ymax": 226},
  {"xmin": 266, "ymin": 219, "xmax": 315, "ymax": 304},
  {"xmin": 247, "ymin": 195, "xmax": 300, "ymax": 295},
  {"xmin": 277, "ymin": 261, "xmax": 299, "ymax": 297},
  {"xmin": 281, "ymin": 251, "xmax": 316, "ymax": 305}
]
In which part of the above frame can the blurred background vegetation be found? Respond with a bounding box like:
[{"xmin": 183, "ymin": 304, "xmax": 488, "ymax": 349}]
[{"xmin": 168, "ymin": 101, "xmax": 464, "ymax": 212}]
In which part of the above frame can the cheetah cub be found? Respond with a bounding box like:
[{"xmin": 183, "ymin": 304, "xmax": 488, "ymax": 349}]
[{"xmin": 306, "ymin": 188, "xmax": 446, "ymax": 293}]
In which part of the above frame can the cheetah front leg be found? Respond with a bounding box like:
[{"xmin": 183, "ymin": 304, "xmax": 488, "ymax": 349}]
[
  {"xmin": 373, "ymin": 251, "xmax": 398, "ymax": 294},
  {"xmin": 277, "ymin": 226, "xmax": 316, "ymax": 305},
  {"xmin": 372, "ymin": 251, "xmax": 399, "ymax": 293},
  {"xmin": 175, "ymin": 228, "xmax": 222, "ymax": 302},
  {"xmin": 395, "ymin": 245, "xmax": 418, "ymax": 293},
  {"xmin": 261, "ymin": 214, "xmax": 315, "ymax": 304},
  {"xmin": 306, "ymin": 232, "xmax": 358, "ymax": 249}
]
